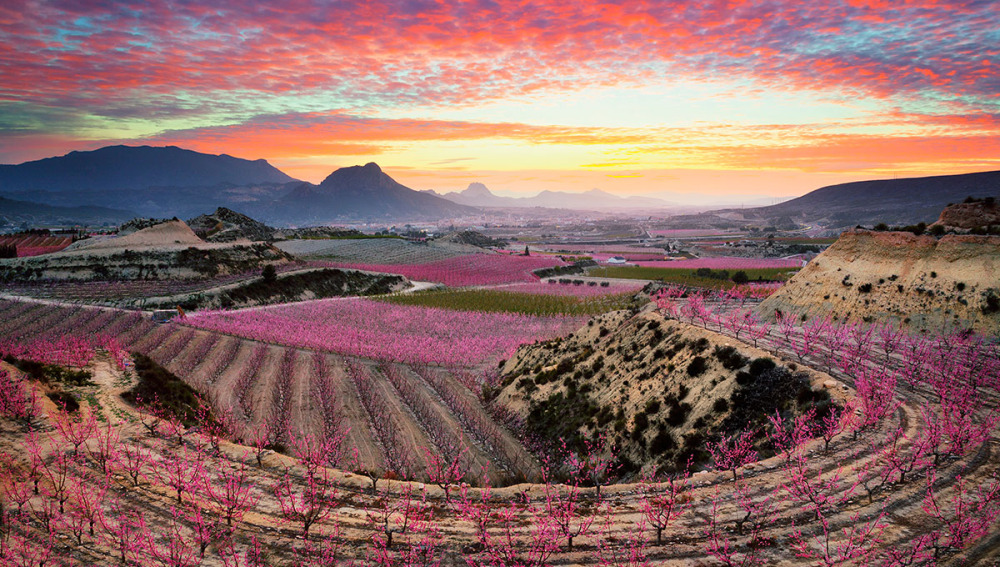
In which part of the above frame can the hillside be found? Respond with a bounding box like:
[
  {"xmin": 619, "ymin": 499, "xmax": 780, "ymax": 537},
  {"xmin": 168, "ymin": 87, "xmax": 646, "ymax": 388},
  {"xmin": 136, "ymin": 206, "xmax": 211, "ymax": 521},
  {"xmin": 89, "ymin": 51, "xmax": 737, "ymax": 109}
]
[
  {"xmin": 729, "ymin": 170, "xmax": 1000, "ymax": 228},
  {"xmin": 279, "ymin": 162, "xmax": 476, "ymax": 221},
  {"xmin": 0, "ymin": 145, "xmax": 294, "ymax": 191},
  {"xmin": 495, "ymin": 309, "xmax": 835, "ymax": 475},
  {"xmin": 0, "ymin": 219, "xmax": 292, "ymax": 281},
  {"xmin": 757, "ymin": 230, "xmax": 1000, "ymax": 334},
  {"xmin": 73, "ymin": 219, "xmax": 204, "ymax": 250},
  {"xmin": 0, "ymin": 145, "xmax": 299, "ymax": 219},
  {"xmin": 0, "ymin": 195, "xmax": 136, "ymax": 227}
]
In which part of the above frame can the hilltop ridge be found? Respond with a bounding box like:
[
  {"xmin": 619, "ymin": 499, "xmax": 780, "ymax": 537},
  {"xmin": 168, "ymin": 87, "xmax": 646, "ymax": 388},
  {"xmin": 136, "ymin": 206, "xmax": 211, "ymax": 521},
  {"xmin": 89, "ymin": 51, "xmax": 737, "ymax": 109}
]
[{"xmin": 758, "ymin": 229, "xmax": 1000, "ymax": 334}]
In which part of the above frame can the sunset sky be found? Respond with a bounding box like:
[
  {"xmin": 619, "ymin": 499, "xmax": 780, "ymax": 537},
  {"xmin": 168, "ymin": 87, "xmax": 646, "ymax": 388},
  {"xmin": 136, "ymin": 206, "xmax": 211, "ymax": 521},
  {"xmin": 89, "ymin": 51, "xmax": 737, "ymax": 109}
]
[{"xmin": 1, "ymin": 0, "xmax": 997, "ymax": 201}]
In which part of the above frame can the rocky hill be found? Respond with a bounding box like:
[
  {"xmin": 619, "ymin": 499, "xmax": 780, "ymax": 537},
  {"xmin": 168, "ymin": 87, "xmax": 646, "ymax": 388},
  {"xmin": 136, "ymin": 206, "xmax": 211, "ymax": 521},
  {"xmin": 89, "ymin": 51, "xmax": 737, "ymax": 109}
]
[
  {"xmin": 187, "ymin": 207, "xmax": 278, "ymax": 242},
  {"xmin": 758, "ymin": 230, "xmax": 1000, "ymax": 334},
  {"xmin": 494, "ymin": 309, "xmax": 835, "ymax": 475}
]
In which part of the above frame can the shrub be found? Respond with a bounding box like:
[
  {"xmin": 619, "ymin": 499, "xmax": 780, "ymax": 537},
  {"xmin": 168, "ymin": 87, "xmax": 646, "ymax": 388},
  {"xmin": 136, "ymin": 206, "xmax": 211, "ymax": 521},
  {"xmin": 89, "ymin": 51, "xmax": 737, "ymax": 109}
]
[
  {"xmin": 858, "ymin": 283, "xmax": 872, "ymax": 293},
  {"xmin": 713, "ymin": 345, "xmax": 748, "ymax": 370},
  {"xmin": 732, "ymin": 270, "xmax": 749, "ymax": 284},
  {"xmin": 262, "ymin": 264, "xmax": 277, "ymax": 283},
  {"xmin": 632, "ymin": 413, "xmax": 649, "ymax": 440},
  {"xmin": 47, "ymin": 391, "xmax": 79, "ymax": 412},
  {"xmin": 713, "ymin": 398, "xmax": 729, "ymax": 412},
  {"xmin": 983, "ymin": 291, "xmax": 1000, "ymax": 314},
  {"xmin": 649, "ymin": 428, "xmax": 675, "ymax": 454},
  {"xmin": 748, "ymin": 357, "xmax": 776, "ymax": 378},
  {"xmin": 686, "ymin": 356, "xmax": 708, "ymax": 377},
  {"xmin": 122, "ymin": 354, "xmax": 213, "ymax": 426},
  {"xmin": 666, "ymin": 402, "xmax": 691, "ymax": 426}
]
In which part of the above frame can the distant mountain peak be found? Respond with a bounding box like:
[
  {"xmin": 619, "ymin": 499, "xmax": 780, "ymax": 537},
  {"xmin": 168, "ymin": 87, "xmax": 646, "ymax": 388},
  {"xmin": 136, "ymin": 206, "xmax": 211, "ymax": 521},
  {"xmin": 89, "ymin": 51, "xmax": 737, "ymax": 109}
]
[
  {"xmin": 462, "ymin": 182, "xmax": 493, "ymax": 197},
  {"xmin": 438, "ymin": 184, "xmax": 672, "ymax": 210},
  {"xmin": 319, "ymin": 162, "xmax": 389, "ymax": 187}
]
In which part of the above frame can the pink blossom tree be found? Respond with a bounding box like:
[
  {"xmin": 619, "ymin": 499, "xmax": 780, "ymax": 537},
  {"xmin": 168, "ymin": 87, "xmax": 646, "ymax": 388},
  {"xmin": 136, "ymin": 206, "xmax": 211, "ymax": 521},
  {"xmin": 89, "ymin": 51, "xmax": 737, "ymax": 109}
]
[
  {"xmin": 922, "ymin": 472, "xmax": 1000, "ymax": 560},
  {"xmin": 708, "ymin": 428, "xmax": 758, "ymax": 484},
  {"xmin": 204, "ymin": 458, "xmax": 259, "ymax": 527},
  {"xmin": 275, "ymin": 466, "xmax": 336, "ymax": 541},
  {"xmin": 640, "ymin": 468, "xmax": 691, "ymax": 545}
]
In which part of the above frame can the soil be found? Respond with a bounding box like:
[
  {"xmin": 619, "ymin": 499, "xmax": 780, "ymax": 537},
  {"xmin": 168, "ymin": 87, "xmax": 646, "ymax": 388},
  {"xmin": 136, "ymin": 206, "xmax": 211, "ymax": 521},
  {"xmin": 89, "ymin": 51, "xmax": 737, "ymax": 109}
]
[{"xmin": 759, "ymin": 230, "xmax": 1000, "ymax": 334}]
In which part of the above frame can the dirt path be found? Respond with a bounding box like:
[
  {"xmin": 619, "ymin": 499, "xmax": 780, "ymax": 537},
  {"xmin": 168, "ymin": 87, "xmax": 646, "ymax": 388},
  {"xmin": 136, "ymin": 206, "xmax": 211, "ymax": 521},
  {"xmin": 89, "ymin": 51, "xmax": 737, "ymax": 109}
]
[{"xmin": 322, "ymin": 353, "xmax": 385, "ymax": 472}]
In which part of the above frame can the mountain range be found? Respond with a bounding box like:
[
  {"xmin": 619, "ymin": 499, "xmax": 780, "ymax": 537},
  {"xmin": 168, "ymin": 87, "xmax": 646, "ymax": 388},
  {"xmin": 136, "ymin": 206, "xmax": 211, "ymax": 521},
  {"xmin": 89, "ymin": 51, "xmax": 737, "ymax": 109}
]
[
  {"xmin": 0, "ymin": 146, "xmax": 471, "ymax": 224},
  {"xmin": 3, "ymin": 145, "xmax": 998, "ymax": 228},
  {"xmin": 433, "ymin": 182, "xmax": 673, "ymax": 210}
]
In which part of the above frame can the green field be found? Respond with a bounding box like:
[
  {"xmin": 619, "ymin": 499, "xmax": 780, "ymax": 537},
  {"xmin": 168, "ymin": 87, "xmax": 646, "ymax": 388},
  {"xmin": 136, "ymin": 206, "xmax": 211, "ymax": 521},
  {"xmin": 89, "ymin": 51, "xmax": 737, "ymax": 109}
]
[
  {"xmin": 380, "ymin": 288, "xmax": 640, "ymax": 316},
  {"xmin": 587, "ymin": 266, "xmax": 797, "ymax": 288}
]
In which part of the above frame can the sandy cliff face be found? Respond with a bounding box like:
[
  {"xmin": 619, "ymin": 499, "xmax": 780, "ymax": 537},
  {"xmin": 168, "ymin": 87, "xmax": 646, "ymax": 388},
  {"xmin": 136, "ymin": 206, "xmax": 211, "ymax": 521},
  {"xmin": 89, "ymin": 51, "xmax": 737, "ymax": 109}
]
[{"xmin": 758, "ymin": 230, "xmax": 1000, "ymax": 334}]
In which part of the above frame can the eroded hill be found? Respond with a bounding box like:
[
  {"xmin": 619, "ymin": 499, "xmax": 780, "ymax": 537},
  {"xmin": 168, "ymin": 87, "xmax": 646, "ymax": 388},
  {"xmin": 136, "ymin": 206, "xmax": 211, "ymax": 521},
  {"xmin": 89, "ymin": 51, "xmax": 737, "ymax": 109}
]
[
  {"xmin": 758, "ymin": 230, "xmax": 1000, "ymax": 334},
  {"xmin": 494, "ymin": 309, "xmax": 836, "ymax": 475}
]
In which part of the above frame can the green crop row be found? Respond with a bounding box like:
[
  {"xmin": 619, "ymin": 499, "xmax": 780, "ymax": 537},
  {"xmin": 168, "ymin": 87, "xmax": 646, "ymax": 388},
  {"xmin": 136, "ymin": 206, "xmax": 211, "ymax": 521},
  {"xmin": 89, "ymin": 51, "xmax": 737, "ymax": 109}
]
[
  {"xmin": 587, "ymin": 266, "xmax": 796, "ymax": 287},
  {"xmin": 380, "ymin": 288, "xmax": 639, "ymax": 316}
]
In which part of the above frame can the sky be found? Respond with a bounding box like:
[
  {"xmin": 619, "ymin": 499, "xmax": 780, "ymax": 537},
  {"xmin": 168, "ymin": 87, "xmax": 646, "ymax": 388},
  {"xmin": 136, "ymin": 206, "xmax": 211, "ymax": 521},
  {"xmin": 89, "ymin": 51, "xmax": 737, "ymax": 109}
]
[{"xmin": 1, "ymin": 0, "xmax": 998, "ymax": 201}]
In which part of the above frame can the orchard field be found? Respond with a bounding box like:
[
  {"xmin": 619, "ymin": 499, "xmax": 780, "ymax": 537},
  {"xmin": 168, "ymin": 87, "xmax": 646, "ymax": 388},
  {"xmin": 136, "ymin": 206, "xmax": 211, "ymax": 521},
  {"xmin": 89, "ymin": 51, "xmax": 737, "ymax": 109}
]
[{"xmin": 0, "ymin": 259, "xmax": 998, "ymax": 565}]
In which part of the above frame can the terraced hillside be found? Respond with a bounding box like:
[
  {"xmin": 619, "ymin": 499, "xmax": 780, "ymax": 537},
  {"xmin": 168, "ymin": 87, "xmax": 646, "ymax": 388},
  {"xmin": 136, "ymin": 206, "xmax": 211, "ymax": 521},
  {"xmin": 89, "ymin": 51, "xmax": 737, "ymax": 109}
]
[{"xmin": 0, "ymin": 298, "xmax": 542, "ymax": 485}]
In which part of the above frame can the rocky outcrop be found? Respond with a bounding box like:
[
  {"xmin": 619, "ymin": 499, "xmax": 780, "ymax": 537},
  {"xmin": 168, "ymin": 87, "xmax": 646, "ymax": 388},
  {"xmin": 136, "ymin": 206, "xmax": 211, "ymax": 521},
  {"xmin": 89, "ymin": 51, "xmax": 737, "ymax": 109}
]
[
  {"xmin": 758, "ymin": 230, "xmax": 1000, "ymax": 334},
  {"xmin": 187, "ymin": 207, "xmax": 278, "ymax": 242},
  {"xmin": 930, "ymin": 199, "xmax": 1000, "ymax": 231}
]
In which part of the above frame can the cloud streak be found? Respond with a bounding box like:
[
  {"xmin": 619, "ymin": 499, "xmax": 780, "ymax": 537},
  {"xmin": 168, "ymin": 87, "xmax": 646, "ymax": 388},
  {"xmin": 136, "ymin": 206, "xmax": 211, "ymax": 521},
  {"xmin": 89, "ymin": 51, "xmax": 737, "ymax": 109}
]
[{"xmin": 0, "ymin": 0, "xmax": 996, "ymax": 191}]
